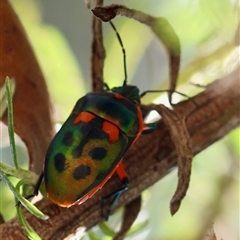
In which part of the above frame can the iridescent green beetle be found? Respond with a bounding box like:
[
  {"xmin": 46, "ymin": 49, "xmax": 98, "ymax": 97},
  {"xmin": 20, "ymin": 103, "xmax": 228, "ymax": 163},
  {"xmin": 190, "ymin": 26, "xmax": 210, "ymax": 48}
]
[
  {"xmin": 42, "ymin": 86, "xmax": 150, "ymax": 206},
  {"xmin": 33, "ymin": 22, "xmax": 155, "ymax": 219}
]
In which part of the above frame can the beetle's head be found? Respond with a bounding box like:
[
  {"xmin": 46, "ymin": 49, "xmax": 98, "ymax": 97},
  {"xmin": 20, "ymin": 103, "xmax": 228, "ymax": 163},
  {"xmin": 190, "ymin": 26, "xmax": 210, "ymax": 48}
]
[{"xmin": 111, "ymin": 85, "xmax": 141, "ymax": 105}]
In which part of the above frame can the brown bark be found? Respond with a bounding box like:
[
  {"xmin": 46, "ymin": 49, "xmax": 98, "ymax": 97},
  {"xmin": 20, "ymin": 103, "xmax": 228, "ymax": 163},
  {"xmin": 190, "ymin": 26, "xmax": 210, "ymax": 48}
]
[
  {"xmin": 0, "ymin": 67, "xmax": 239, "ymax": 240},
  {"xmin": 91, "ymin": 0, "xmax": 105, "ymax": 92},
  {"xmin": 0, "ymin": 0, "xmax": 54, "ymax": 174}
]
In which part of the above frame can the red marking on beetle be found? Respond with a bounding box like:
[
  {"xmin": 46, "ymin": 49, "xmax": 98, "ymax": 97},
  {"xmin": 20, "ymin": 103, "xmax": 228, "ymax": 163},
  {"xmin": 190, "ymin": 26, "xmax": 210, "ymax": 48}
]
[
  {"xmin": 52, "ymin": 198, "xmax": 72, "ymax": 208},
  {"xmin": 102, "ymin": 121, "xmax": 119, "ymax": 143},
  {"xmin": 131, "ymin": 106, "xmax": 144, "ymax": 145},
  {"xmin": 74, "ymin": 112, "xmax": 95, "ymax": 124},
  {"xmin": 114, "ymin": 93, "xmax": 124, "ymax": 100},
  {"xmin": 115, "ymin": 161, "xmax": 127, "ymax": 181}
]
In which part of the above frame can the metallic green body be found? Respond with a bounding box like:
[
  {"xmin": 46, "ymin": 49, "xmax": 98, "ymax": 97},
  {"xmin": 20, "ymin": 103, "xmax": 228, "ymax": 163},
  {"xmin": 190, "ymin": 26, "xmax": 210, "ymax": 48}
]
[{"xmin": 44, "ymin": 86, "xmax": 143, "ymax": 207}]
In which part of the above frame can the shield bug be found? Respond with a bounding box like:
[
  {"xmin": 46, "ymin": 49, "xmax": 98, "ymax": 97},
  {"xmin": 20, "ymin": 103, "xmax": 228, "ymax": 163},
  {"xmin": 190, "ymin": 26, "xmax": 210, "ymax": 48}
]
[
  {"xmin": 32, "ymin": 21, "xmax": 189, "ymax": 220},
  {"xmin": 32, "ymin": 21, "xmax": 156, "ymax": 219}
]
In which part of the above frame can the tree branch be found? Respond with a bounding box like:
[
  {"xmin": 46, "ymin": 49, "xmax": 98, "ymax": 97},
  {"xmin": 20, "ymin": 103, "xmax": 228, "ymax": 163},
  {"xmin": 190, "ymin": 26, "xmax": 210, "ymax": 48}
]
[
  {"xmin": 91, "ymin": 0, "xmax": 105, "ymax": 92},
  {"xmin": 0, "ymin": 67, "xmax": 239, "ymax": 239}
]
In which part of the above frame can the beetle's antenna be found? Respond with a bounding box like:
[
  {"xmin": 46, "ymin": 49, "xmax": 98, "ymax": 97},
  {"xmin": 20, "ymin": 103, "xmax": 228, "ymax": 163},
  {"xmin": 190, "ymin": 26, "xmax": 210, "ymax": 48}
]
[
  {"xmin": 140, "ymin": 89, "xmax": 198, "ymax": 107},
  {"xmin": 109, "ymin": 21, "xmax": 127, "ymax": 86}
]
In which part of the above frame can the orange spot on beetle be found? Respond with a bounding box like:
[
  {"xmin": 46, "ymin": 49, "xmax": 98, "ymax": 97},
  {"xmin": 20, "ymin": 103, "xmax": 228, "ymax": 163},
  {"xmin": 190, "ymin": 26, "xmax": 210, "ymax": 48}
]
[
  {"xmin": 74, "ymin": 112, "xmax": 95, "ymax": 124},
  {"xmin": 102, "ymin": 121, "xmax": 119, "ymax": 143},
  {"xmin": 116, "ymin": 160, "xmax": 127, "ymax": 181},
  {"xmin": 114, "ymin": 93, "xmax": 124, "ymax": 100},
  {"xmin": 131, "ymin": 106, "xmax": 144, "ymax": 145}
]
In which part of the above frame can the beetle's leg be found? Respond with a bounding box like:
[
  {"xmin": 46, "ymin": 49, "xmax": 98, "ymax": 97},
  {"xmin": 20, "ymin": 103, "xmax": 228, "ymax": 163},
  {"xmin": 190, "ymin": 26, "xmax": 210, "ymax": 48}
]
[
  {"xmin": 27, "ymin": 172, "xmax": 44, "ymax": 199},
  {"xmin": 33, "ymin": 172, "xmax": 44, "ymax": 196},
  {"xmin": 101, "ymin": 161, "xmax": 129, "ymax": 220}
]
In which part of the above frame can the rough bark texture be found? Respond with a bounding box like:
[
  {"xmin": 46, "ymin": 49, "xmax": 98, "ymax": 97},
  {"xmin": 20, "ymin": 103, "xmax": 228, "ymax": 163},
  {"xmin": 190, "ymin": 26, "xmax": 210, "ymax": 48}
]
[
  {"xmin": 0, "ymin": 67, "xmax": 239, "ymax": 240},
  {"xmin": 91, "ymin": 0, "xmax": 105, "ymax": 92}
]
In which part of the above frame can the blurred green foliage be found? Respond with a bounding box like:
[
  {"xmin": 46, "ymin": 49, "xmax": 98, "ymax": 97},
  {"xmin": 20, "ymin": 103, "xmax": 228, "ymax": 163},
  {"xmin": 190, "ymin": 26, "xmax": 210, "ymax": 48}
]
[{"xmin": 1, "ymin": 0, "xmax": 239, "ymax": 239}]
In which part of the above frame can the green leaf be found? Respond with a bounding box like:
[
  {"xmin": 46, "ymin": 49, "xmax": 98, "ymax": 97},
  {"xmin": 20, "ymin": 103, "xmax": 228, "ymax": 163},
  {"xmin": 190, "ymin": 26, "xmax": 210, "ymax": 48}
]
[
  {"xmin": 0, "ymin": 161, "xmax": 38, "ymax": 184},
  {"xmin": 87, "ymin": 230, "xmax": 102, "ymax": 240},
  {"xmin": 0, "ymin": 171, "xmax": 48, "ymax": 220},
  {"xmin": 5, "ymin": 77, "xmax": 18, "ymax": 169},
  {"xmin": 16, "ymin": 203, "xmax": 42, "ymax": 240},
  {"xmin": 98, "ymin": 222, "xmax": 115, "ymax": 237},
  {"xmin": 0, "ymin": 77, "xmax": 16, "ymax": 118},
  {"xmin": 127, "ymin": 219, "xmax": 149, "ymax": 236}
]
